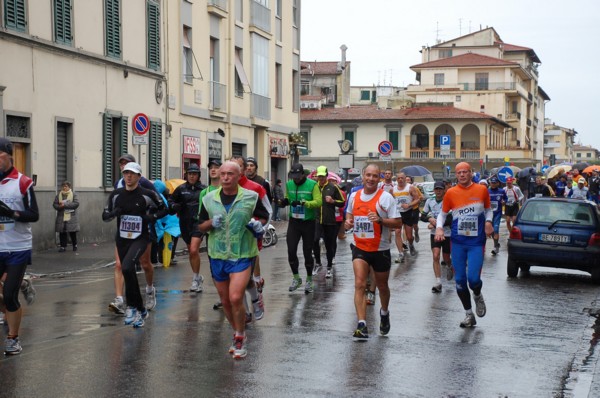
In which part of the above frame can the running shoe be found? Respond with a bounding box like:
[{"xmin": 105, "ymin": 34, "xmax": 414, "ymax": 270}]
[
  {"xmin": 459, "ymin": 313, "xmax": 477, "ymax": 328},
  {"xmin": 366, "ymin": 291, "xmax": 375, "ymax": 305},
  {"xmin": 409, "ymin": 245, "xmax": 417, "ymax": 256},
  {"xmin": 414, "ymin": 229, "xmax": 420, "ymax": 243},
  {"xmin": 288, "ymin": 277, "xmax": 302, "ymax": 292},
  {"xmin": 332, "ymin": 258, "xmax": 336, "ymax": 265},
  {"xmin": 446, "ymin": 264, "xmax": 454, "ymax": 281},
  {"xmin": 491, "ymin": 245, "xmax": 500, "ymax": 256},
  {"xmin": 20, "ymin": 275, "xmax": 36, "ymax": 305},
  {"xmin": 353, "ymin": 322, "xmax": 369, "ymax": 339},
  {"xmin": 312, "ymin": 264, "xmax": 321, "ymax": 276},
  {"xmin": 253, "ymin": 294, "xmax": 265, "ymax": 321},
  {"xmin": 255, "ymin": 277, "xmax": 265, "ymax": 293},
  {"xmin": 380, "ymin": 312, "xmax": 390, "ymax": 336},
  {"xmin": 474, "ymin": 294, "xmax": 486, "ymax": 317},
  {"xmin": 190, "ymin": 275, "xmax": 204, "ymax": 293},
  {"xmin": 213, "ymin": 301, "xmax": 223, "ymax": 310},
  {"xmin": 145, "ymin": 286, "xmax": 157, "ymax": 311},
  {"xmin": 228, "ymin": 335, "xmax": 237, "ymax": 353},
  {"xmin": 304, "ymin": 280, "xmax": 314, "ymax": 294},
  {"xmin": 402, "ymin": 243, "xmax": 409, "ymax": 252},
  {"xmin": 4, "ymin": 337, "xmax": 22, "ymax": 355},
  {"xmin": 124, "ymin": 307, "xmax": 136, "ymax": 325},
  {"xmin": 394, "ymin": 253, "xmax": 405, "ymax": 263},
  {"xmin": 232, "ymin": 335, "xmax": 248, "ymax": 359},
  {"xmin": 431, "ymin": 284, "xmax": 442, "ymax": 293},
  {"xmin": 109, "ymin": 298, "xmax": 125, "ymax": 315},
  {"xmin": 325, "ymin": 268, "xmax": 333, "ymax": 279},
  {"xmin": 132, "ymin": 309, "xmax": 147, "ymax": 328}
]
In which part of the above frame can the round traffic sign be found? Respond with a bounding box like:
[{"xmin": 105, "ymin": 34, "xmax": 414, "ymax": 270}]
[
  {"xmin": 132, "ymin": 113, "xmax": 150, "ymax": 135},
  {"xmin": 378, "ymin": 140, "xmax": 393, "ymax": 156},
  {"xmin": 541, "ymin": 165, "xmax": 549, "ymax": 173},
  {"xmin": 497, "ymin": 167, "xmax": 514, "ymax": 183}
]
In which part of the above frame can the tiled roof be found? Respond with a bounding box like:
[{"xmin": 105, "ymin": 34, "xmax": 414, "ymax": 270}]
[
  {"xmin": 300, "ymin": 105, "xmax": 509, "ymax": 127},
  {"xmin": 300, "ymin": 61, "xmax": 349, "ymax": 75},
  {"xmin": 496, "ymin": 42, "xmax": 541, "ymax": 63},
  {"xmin": 573, "ymin": 144, "xmax": 599, "ymax": 151},
  {"xmin": 300, "ymin": 95, "xmax": 323, "ymax": 101},
  {"xmin": 411, "ymin": 53, "xmax": 518, "ymax": 69}
]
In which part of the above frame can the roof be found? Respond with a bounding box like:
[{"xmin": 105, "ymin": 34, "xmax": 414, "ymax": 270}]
[
  {"xmin": 538, "ymin": 86, "xmax": 551, "ymax": 101},
  {"xmin": 300, "ymin": 61, "xmax": 349, "ymax": 75},
  {"xmin": 300, "ymin": 105, "xmax": 510, "ymax": 127},
  {"xmin": 432, "ymin": 27, "xmax": 502, "ymax": 48},
  {"xmin": 497, "ymin": 42, "xmax": 541, "ymax": 63},
  {"xmin": 300, "ymin": 95, "xmax": 323, "ymax": 101},
  {"xmin": 411, "ymin": 53, "xmax": 519, "ymax": 69},
  {"xmin": 572, "ymin": 144, "xmax": 600, "ymax": 152}
]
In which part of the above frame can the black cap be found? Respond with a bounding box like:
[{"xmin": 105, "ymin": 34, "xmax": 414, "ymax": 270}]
[
  {"xmin": 289, "ymin": 163, "xmax": 304, "ymax": 178},
  {"xmin": 207, "ymin": 159, "xmax": 222, "ymax": 168},
  {"xmin": 118, "ymin": 154, "xmax": 136, "ymax": 163},
  {"xmin": 489, "ymin": 176, "xmax": 499, "ymax": 183},
  {"xmin": 0, "ymin": 137, "xmax": 13, "ymax": 156},
  {"xmin": 247, "ymin": 157, "xmax": 258, "ymax": 167},
  {"xmin": 186, "ymin": 164, "xmax": 200, "ymax": 173},
  {"xmin": 434, "ymin": 181, "xmax": 445, "ymax": 189}
]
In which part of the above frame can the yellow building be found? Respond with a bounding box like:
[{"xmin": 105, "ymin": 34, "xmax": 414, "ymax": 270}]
[
  {"xmin": 573, "ymin": 144, "xmax": 600, "ymax": 162},
  {"xmin": 543, "ymin": 119, "xmax": 576, "ymax": 164}
]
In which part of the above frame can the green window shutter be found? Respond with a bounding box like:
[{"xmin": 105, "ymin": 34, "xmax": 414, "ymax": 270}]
[
  {"xmin": 54, "ymin": 0, "xmax": 72, "ymax": 45},
  {"xmin": 149, "ymin": 121, "xmax": 162, "ymax": 180},
  {"xmin": 105, "ymin": 0, "xmax": 121, "ymax": 58},
  {"xmin": 102, "ymin": 114, "xmax": 114, "ymax": 187},
  {"xmin": 5, "ymin": 0, "xmax": 27, "ymax": 32},
  {"xmin": 360, "ymin": 91, "xmax": 369, "ymax": 101},
  {"xmin": 120, "ymin": 116, "xmax": 128, "ymax": 156},
  {"xmin": 389, "ymin": 131, "xmax": 399, "ymax": 150},
  {"xmin": 344, "ymin": 131, "xmax": 354, "ymax": 148},
  {"xmin": 147, "ymin": 1, "xmax": 160, "ymax": 70}
]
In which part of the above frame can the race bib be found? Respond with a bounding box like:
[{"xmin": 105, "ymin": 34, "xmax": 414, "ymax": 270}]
[
  {"xmin": 119, "ymin": 215, "xmax": 143, "ymax": 239},
  {"xmin": 291, "ymin": 205, "xmax": 305, "ymax": 220},
  {"xmin": 457, "ymin": 215, "xmax": 478, "ymax": 236},
  {"xmin": 507, "ymin": 198, "xmax": 515, "ymax": 205},
  {"xmin": 397, "ymin": 196, "xmax": 410, "ymax": 205},
  {"xmin": 491, "ymin": 202, "xmax": 499, "ymax": 212},
  {"xmin": 0, "ymin": 216, "xmax": 15, "ymax": 232},
  {"xmin": 353, "ymin": 216, "xmax": 375, "ymax": 239},
  {"xmin": 335, "ymin": 207, "xmax": 343, "ymax": 218}
]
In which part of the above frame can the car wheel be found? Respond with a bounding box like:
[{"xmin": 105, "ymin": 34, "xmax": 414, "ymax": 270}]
[
  {"xmin": 591, "ymin": 268, "xmax": 600, "ymax": 285},
  {"xmin": 507, "ymin": 256, "xmax": 519, "ymax": 278},
  {"xmin": 520, "ymin": 264, "xmax": 530, "ymax": 273}
]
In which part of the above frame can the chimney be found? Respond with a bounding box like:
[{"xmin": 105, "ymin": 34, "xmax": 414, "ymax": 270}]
[
  {"xmin": 338, "ymin": 44, "xmax": 348, "ymax": 72},
  {"xmin": 480, "ymin": 105, "xmax": 485, "ymax": 113}
]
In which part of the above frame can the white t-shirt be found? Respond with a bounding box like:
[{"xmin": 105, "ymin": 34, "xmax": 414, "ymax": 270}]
[{"xmin": 423, "ymin": 197, "xmax": 451, "ymax": 237}]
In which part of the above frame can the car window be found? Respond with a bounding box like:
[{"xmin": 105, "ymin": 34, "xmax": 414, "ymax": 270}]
[{"xmin": 521, "ymin": 201, "xmax": 595, "ymax": 226}]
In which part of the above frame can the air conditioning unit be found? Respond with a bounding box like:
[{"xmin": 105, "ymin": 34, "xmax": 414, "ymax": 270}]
[
  {"xmin": 368, "ymin": 152, "xmax": 376, "ymax": 158},
  {"xmin": 300, "ymin": 103, "xmax": 309, "ymax": 109},
  {"xmin": 309, "ymin": 103, "xmax": 318, "ymax": 109}
]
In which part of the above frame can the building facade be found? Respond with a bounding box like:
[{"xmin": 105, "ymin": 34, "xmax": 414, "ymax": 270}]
[
  {"xmin": 572, "ymin": 144, "xmax": 600, "ymax": 162},
  {"xmin": 543, "ymin": 119, "xmax": 576, "ymax": 164}
]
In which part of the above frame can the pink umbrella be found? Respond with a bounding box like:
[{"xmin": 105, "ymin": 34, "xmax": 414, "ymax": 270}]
[{"xmin": 308, "ymin": 170, "xmax": 341, "ymax": 184}]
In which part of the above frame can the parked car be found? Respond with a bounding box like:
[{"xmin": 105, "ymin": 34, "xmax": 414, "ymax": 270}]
[{"xmin": 507, "ymin": 197, "xmax": 600, "ymax": 283}]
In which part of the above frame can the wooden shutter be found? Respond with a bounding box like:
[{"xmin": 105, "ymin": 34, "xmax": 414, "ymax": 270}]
[
  {"xmin": 147, "ymin": 1, "xmax": 160, "ymax": 70},
  {"xmin": 5, "ymin": 0, "xmax": 27, "ymax": 32},
  {"xmin": 105, "ymin": 0, "xmax": 121, "ymax": 58},
  {"xmin": 149, "ymin": 121, "xmax": 162, "ymax": 180},
  {"xmin": 56, "ymin": 122, "xmax": 68, "ymax": 187},
  {"xmin": 102, "ymin": 114, "xmax": 113, "ymax": 187},
  {"xmin": 54, "ymin": 0, "xmax": 72, "ymax": 45},
  {"xmin": 120, "ymin": 116, "xmax": 128, "ymax": 157}
]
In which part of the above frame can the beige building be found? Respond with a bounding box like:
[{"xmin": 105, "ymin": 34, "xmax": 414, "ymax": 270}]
[
  {"xmin": 407, "ymin": 27, "xmax": 550, "ymax": 166},
  {"xmin": 300, "ymin": 45, "xmax": 351, "ymax": 109},
  {"xmin": 0, "ymin": 0, "xmax": 301, "ymax": 249},
  {"xmin": 543, "ymin": 119, "xmax": 576, "ymax": 163},
  {"xmin": 573, "ymin": 144, "xmax": 600, "ymax": 162}
]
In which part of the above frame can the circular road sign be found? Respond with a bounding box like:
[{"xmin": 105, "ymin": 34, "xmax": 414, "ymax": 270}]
[
  {"xmin": 497, "ymin": 166, "xmax": 514, "ymax": 183},
  {"xmin": 378, "ymin": 140, "xmax": 393, "ymax": 156},
  {"xmin": 132, "ymin": 113, "xmax": 150, "ymax": 135}
]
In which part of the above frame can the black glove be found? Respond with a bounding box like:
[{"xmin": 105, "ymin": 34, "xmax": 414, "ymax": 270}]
[
  {"xmin": 110, "ymin": 207, "xmax": 123, "ymax": 218},
  {"xmin": 142, "ymin": 213, "xmax": 158, "ymax": 223},
  {"xmin": 0, "ymin": 200, "xmax": 14, "ymax": 218},
  {"xmin": 290, "ymin": 200, "xmax": 302, "ymax": 207},
  {"xmin": 280, "ymin": 198, "xmax": 289, "ymax": 207},
  {"xmin": 169, "ymin": 203, "xmax": 182, "ymax": 215}
]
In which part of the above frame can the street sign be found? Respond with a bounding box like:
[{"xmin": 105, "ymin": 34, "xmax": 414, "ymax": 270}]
[
  {"xmin": 440, "ymin": 135, "xmax": 450, "ymax": 156},
  {"xmin": 132, "ymin": 113, "xmax": 150, "ymax": 135},
  {"xmin": 378, "ymin": 140, "xmax": 393, "ymax": 156},
  {"xmin": 379, "ymin": 155, "xmax": 391, "ymax": 162},
  {"xmin": 497, "ymin": 167, "xmax": 514, "ymax": 183},
  {"xmin": 132, "ymin": 135, "xmax": 148, "ymax": 145},
  {"xmin": 541, "ymin": 165, "xmax": 549, "ymax": 173}
]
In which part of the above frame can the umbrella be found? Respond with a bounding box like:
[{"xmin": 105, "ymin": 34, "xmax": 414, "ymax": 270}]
[
  {"xmin": 572, "ymin": 162, "xmax": 590, "ymax": 171},
  {"xmin": 165, "ymin": 178, "xmax": 185, "ymax": 194},
  {"xmin": 582, "ymin": 165, "xmax": 600, "ymax": 174},
  {"xmin": 400, "ymin": 165, "xmax": 432, "ymax": 177},
  {"xmin": 546, "ymin": 165, "xmax": 571, "ymax": 179},
  {"xmin": 308, "ymin": 170, "xmax": 341, "ymax": 183},
  {"xmin": 517, "ymin": 167, "xmax": 537, "ymax": 178}
]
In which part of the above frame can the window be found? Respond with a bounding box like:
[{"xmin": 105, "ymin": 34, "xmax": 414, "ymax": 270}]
[
  {"xmin": 371, "ymin": 90, "xmax": 376, "ymax": 102},
  {"xmin": 4, "ymin": 0, "xmax": 26, "ymax": 32},
  {"xmin": 475, "ymin": 73, "xmax": 489, "ymax": 91},
  {"xmin": 146, "ymin": 0, "xmax": 160, "ymax": 71},
  {"xmin": 210, "ymin": 37, "xmax": 220, "ymax": 82},
  {"xmin": 251, "ymin": 33, "xmax": 269, "ymax": 97},
  {"xmin": 455, "ymin": 95, "xmax": 461, "ymax": 102},
  {"xmin": 275, "ymin": 0, "xmax": 281, "ymax": 17},
  {"xmin": 388, "ymin": 130, "xmax": 399, "ymax": 151},
  {"xmin": 234, "ymin": 48, "xmax": 250, "ymax": 97},
  {"xmin": 439, "ymin": 49, "xmax": 452, "ymax": 58},
  {"xmin": 301, "ymin": 80, "xmax": 310, "ymax": 96},
  {"xmin": 275, "ymin": 63, "xmax": 282, "ymax": 108},
  {"xmin": 292, "ymin": 0, "xmax": 298, "ymax": 26},
  {"xmin": 148, "ymin": 121, "xmax": 162, "ymax": 180},
  {"xmin": 102, "ymin": 113, "xmax": 128, "ymax": 187},
  {"xmin": 511, "ymin": 101, "xmax": 518, "ymax": 113},
  {"xmin": 183, "ymin": 26, "xmax": 193, "ymax": 83},
  {"xmin": 434, "ymin": 73, "xmax": 444, "ymax": 86},
  {"xmin": 292, "ymin": 70, "xmax": 299, "ymax": 112},
  {"xmin": 576, "ymin": 153, "xmax": 581, "ymax": 158},
  {"xmin": 235, "ymin": 0, "xmax": 243, "ymax": 21},
  {"xmin": 298, "ymin": 130, "xmax": 309, "ymax": 155},
  {"xmin": 105, "ymin": 0, "xmax": 121, "ymax": 58},
  {"xmin": 360, "ymin": 90, "xmax": 370, "ymax": 101},
  {"xmin": 54, "ymin": 0, "xmax": 72, "ymax": 45},
  {"xmin": 587, "ymin": 153, "xmax": 592, "ymax": 158},
  {"xmin": 343, "ymin": 129, "xmax": 356, "ymax": 150}
]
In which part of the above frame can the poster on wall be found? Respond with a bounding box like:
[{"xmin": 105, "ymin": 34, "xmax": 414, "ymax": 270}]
[
  {"xmin": 208, "ymin": 139, "xmax": 222, "ymax": 160},
  {"xmin": 183, "ymin": 136, "xmax": 200, "ymax": 155},
  {"xmin": 270, "ymin": 137, "xmax": 289, "ymax": 158}
]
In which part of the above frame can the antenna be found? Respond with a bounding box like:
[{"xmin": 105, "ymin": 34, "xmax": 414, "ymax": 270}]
[
  {"xmin": 459, "ymin": 18, "xmax": 462, "ymax": 36},
  {"xmin": 469, "ymin": 20, "xmax": 472, "ymax": 33},
  {"xmin": 435, "ymin": 21, "xmax": 440, "ymax": 43}
]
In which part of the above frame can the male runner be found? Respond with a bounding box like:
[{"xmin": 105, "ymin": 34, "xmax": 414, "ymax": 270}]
[{"xmin": 392, "ymin": 172, "xmax": 420, "ymax": 259}]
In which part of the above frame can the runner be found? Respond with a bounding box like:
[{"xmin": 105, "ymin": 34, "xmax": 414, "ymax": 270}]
[
  {"xmin": 503, "ymin": 177, "xmax": 524, "ymax": 232},
  {"xmin": 378, "ymin": 169, "xmax": 395, "ymax": 194},
  {"xmin": 0, "ymin": 137, "xmax": 39, "ymax": 355},
  {"xmin": 421, "ymin": 181, "xmax": 453, "ymax": 293},
  {"xmin": 392, "ymin": 172, "xmax": 420, "ymax": 260},
  {"xmin": 435, "ymin": 162, "xmax": 493, "ymax": 328},
  {"xmin": 198, "ymin": 161, "xmax": 269, "ymax": 359},
  {"xmin": 168, "ymin": 164, "xmax": 206, "ymax": 292},
  {"xmin": 345, "ymin": 164, "xmax": 401, "ymax": 339},
  {"xmin": 102, "ymin": 162, "xmax": 168, "ymax": 328},
  {"xmin": 487, "ymin": 177, "xmax": 507, "ymax": 256},
  {"xmin": 405, "ymin": 175, "xmax": 423, "ymax": 243}
]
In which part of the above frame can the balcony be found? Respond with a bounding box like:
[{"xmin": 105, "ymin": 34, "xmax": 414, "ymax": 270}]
[
  {"xmin": 409, "ymin": 149, "xmax": 429, "ymax": 159},
  {"xmin": 433, "ymin": 150, "xmax": 456, "ymax": 159},
  {"xmin": 460, "ymin": 82, "xmax": 516, "ymax": 91},
  {"xmin": 251, "ymin": 93, "xmax": 271, "ymax": 121},
  {"xmin": 461, "ymin": 150, "xmax": 480, "ymax": 159},
  {"xmin": 209, "ymin": 81, "xmax": 226, "ymax": 112},
  {"xmin": 250, "ymin": 1, "xmax": 271, "ymax": 33},
  {"xmin": 207, "ymin": 0, "xmax": 228, "ymax": 17},
  {"xmin": 506, "ymin": 112, "xmax": 521, "ymax": 121}
]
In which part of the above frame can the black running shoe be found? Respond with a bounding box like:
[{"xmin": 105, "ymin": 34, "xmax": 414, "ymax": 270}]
[
  {"xmin": 380, "ymin": 312, "xmax": 390, "ymax": 336},
  {"xmin": 353, "ymin": 322, "xmax": 369, "ymax": 339}
]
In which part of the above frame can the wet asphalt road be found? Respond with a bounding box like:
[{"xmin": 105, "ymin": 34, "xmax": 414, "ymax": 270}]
[{"xmin": 1, "ymin": 224, "xmax": 600, "ymax": 397}]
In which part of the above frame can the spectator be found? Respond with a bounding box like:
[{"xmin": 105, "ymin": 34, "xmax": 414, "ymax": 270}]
[
  {"xmin": 272, "ymin": 179, "xmax": 284, "ymax": 221},
  {"xmin": 53, "ymin": 181, "xmax": 80, "ymax": 252}
]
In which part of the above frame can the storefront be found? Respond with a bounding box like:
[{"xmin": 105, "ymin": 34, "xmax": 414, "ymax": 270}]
[
  {"xmin": 269, "ymin": 134, "xmax": 289, "ymax": 185},
  {"xmin": 182, "ymin": 134, "xmax": 201, "ymax": 177}
]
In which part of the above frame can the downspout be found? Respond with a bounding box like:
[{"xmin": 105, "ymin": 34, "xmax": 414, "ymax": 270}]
[
  {"xmin": 225, "ymin": 5, "xmax": 234, "ymax": 159},
  {"xmin": 162, "ymin": 0, "xmax": 170, "ymax": 179}
]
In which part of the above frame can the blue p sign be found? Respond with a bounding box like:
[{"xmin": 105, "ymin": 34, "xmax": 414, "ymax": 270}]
[{"xmin": 440, "ymin": 135, "xmax": 450, "ymax": 146}]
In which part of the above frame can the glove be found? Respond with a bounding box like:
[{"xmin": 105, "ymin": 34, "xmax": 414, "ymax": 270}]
[
  {"xmin": 290, "ymin": 200, "xmax": 302, "ymax": 207},
  {"xmin": 170, "ymin": 203, "xmax": 182, "ymax": 214},
  {"xmin": 142, "ymin": 213, "xmax": 158, "ymax": 223},
  {"xmin": 109, "ymin": 207, "xmax": 123, "ymax": 218},
  {"xmin": 212, "ymin": 214, "xmax": 224, "ymax": 229},
  {"xmin": 246, "ymin": 219, "xmax": 265, "ymax": 238},
  {"xmin": 0, "ymin": 200, "xmax": 15, "ymax": 218},
  {"xmin": 280, "ymin": 198, "xmax": 289, "ymax": 207}
]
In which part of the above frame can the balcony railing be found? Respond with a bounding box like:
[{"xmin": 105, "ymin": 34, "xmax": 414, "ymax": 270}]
[
  {"xmin": 208, "ymin": 0, "xmax": 227, "ymax": 11},
  {"xmin": 460, "ymin": 82, "xmax": 516, "ymax": 91},
  {"xmin": 409, "ymin": 149, "xmax": 429, "ymax": 159},
  {"xmin": 251, "ymin": 1, "xmax": 271, "ymax": 32},
  {"xmin": 461, "ymin": 150, "xmax": 480, "ymax": 159},
  {"xmin": 251, "ymin": 93, "xmax": 271, "ymax": 120},
  {"xmin": 506, "ymin": 112, "xmax": 521, "ymax": 120},
  {"xmin": 434, "ymin": 150, "xmax": 456, "ymax": 159},
  {"xmin": 209, "ymin": 81, "xmax": 227, "ymax": 112}
]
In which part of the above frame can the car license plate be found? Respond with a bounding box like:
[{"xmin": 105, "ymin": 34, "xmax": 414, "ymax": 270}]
[{"xmin": 539, "ymin": 233, "xmax": 570, "ymax": 243}]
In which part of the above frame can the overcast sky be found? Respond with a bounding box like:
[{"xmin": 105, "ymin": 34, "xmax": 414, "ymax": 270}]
[{"xmin": 300, "ymin": 0, "xmax": 600, "ymax": 150}]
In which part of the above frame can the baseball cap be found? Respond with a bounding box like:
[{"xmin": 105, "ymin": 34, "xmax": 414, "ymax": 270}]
[
  {"xmin": 0, "ymin": 137, "xmax": 13, "ymax": 156},
  {"xmin": 489, "ymin": 176, "xmax": 499, "ymax": 184},
  {"xmin": 122, "ymin": 162, "xmax": 142, "ymax": 175},
  {"xmin": 479, "ymin": 179, "xmax": 488, "ymax": 186},
  {"xmin": 578, "ymin": 177, "xmax": 586, "ymax": 184},
  {"xmin": 207, "ymin": 159, "xmax": 222, "ymax": 168},
  {"xmin": 186, "ymin": 164, "xmax": 200, "ymax": 173},
  {"xmin": 316, "ymin": 165, "xmax": 328, "ymax": 177},
  {"xmin": 289, "ymin": 163, "xmax": 304, "ymax": 178},
  {"xmin": 433, "ymin": 181, "xmax": 445, "ymax": 189},
  {"xmin": 247, "ymin": 157, "xmax": 258, "ymax": 167},
  {"xmin": 506, "ymin": 177, "xmax": 515, "ymax": 183},
  {"xmin": 118, "ymin": 154, "xmax": 136, "ymax": 164}
]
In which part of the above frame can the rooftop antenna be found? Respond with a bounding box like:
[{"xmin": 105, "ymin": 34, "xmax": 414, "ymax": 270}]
[
  {"xmin": 469, "ymin": 20, "xmax": 472, "ymax": 33},
  {"xmin": 383, "ymin": 69, "xmax": 387, "ymax": 86},
  {"xmin": 459, "ymin": 18, "xmax": 462, "ymax": 36},
  {"xmin": 389, "ymin": 69, "xmax": 393, "ymax": 86},
  {"xmin": 435, "ymin": 21, "xmax": 440, "ymax": 43}
]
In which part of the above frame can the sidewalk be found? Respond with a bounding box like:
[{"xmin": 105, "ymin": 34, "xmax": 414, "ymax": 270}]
[{"xmin": 29, "ymin": 220, "xmax": 289, "ymax": 277}]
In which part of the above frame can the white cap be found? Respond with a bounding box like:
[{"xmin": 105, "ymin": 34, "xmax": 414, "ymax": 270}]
[
  {"xmin": 578, "ymin": 177, "xmax": 586, "ymax": 184},
  {"xmin": 479, "ymin": 179, "xmax": 488, "ymax": 186},
  {"xmin": 122, "ymin": 162, "xmax": 142, "ymax": 175}
]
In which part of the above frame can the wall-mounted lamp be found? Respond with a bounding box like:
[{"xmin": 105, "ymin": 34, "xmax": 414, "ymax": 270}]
[
  {"xmin": 123, "ymin": 69, "xmax": 129, "ymax": 78},
  {"xmin": 216, "ymin": 128, "xmax": 225, "ymax": 137}
]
